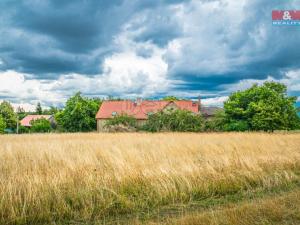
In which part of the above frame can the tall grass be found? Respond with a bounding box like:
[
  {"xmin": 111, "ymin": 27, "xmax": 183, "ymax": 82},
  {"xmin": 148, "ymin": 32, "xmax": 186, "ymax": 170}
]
[
  {"xmin": 0, "ymin": 133, "xmax": 299, "ymax": 224},
  {"xmin": 156, "ymin": 189, "xmax": 300, "ymax": 225}
]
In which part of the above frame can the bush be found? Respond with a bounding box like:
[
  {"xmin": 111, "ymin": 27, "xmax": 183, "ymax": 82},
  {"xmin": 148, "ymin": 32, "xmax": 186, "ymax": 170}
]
[
  {"xmin": 105, "ymin": 114, "xmax": 137, "ymax": 130},
  {"xmin": 143, "ymin": 109, "xmax": 203, "ymax": 132},
  {"xmin": 18, "ymin": 126, "xmax": 29, "ymax": 134},
  {"xmin": 203, "ymin": 110, "xmax": 226, "ymax": 132},
  {"xmin": 30, "ymin": 118, "xmax": 52, "ymax": 133},
  {"xmin": 223, "ymin": 120, "xmax": 249, "ymax": 132},
  {"xmin": 0, "ymin": 115, "xmax": 6, "ymax": 134}
]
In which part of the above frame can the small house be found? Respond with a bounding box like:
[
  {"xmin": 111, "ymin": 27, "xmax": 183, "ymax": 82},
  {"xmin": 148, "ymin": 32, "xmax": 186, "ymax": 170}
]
[
  {"xmin": 20, "ymin": 115, "xmax": 55, "ymax": 127},
  {"xmin": 95, "ymin": 99, "xmax": 200, "ymax": 131}
]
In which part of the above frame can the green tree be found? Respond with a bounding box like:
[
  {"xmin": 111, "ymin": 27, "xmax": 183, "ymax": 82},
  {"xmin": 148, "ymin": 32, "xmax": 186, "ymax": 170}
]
[
  {"xmin": 144, "ymin": 109, "xmax": 203, "ymax": 132},
  {"xmin": 0, "ymin": 101, "xmax": 17, "ymax": 129},
  {"xmin": 0, "ymin": 115, "xmax": 6, "ymax": 134},
  {"xmin": 56, "ymin": 92, "xmax": 102, "ymax": 132},
  {"xmin": 18, "ymin": 125, "xmax": 29, "ymax": 134},
  {"xmin": 16, "ymin": 106, "xmax": 27, "ymax": 120},
  {"xmin": 224, "ymin": 82, "xmax": 300, "ymax": 132},
  {"xmin": 203, "ymin": 110, "xmax": 226, "ymax": 132},
  {"xmin": 105, "ymin": 114, "xmax": 137, "ymax": 128},
  {"xmin": 30, "ymin": 118, "xmax": 52, "ymax": 133},
  {"xmin": 43, "ymin": 106, "xmax": 60, "ymax": 115},
  {"xmin": 36, "ymin": 102, "xmax": 43, "ymax": 115},
  {"xmin": 162, "ymin": 96, "xmax": 180, "ymax": 101}
]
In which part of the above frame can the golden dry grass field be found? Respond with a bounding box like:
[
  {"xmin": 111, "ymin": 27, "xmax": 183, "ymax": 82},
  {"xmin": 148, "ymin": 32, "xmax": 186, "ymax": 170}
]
[{"xmin": 0, "ymin": 133, "xmax": 300, "ymax": 224}]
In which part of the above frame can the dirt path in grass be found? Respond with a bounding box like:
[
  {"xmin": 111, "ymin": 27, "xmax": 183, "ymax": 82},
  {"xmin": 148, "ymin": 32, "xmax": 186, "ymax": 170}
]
[{"xmin": 100, "ymin": 182, "xmax": 300, "ymax": 225}]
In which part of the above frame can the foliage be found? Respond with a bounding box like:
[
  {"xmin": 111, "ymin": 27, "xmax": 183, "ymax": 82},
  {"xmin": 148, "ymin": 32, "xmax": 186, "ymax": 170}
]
[
  {"xmin": 105, "ymin": 114, "xmax": 137, "ymax": 128},
  {"xmin": 43, "ymin": 106, "xmax": 60, "ymax": 115},
  {"xmin": 55, "ymin": 92, "xmax": 102, "ymax": 132},
  {"xmin": 16, "ymin": 107, "xmax": 27, "ymax": 120},
  {"xmin": 0, "ymin": 115, "xmax": 6, "ymax": 134},
  {"xmin": 223, "ymin": 82, "xmax": 300, "ymax": 131},
  {"xmin": 30, "ymin": 118, "xmax": 52, "ymax": 133},
  {"xmin": 203, "ymin": 110, "xmax": 226, "ymax": 132},
  {"xmin": 162, "ymin": 96, "xmax": 180, "ymax": 101},
  {"xmin": 0, "ymin": 101, "xmax": 17, "ymax": 129},
  {"xmin": 223, "ymin": 120, "xmax": 249, "ymax": 132},
  {"xmin": 144, "ymin": 109, "xmax": 203, "ymax": 132},
  {"xmin": 18, "ymin": 125, "xmax": 29, "ymax": 134},
  {"xmin": 36, "ymin": 102, "xmax": 43, "ymax": 115}
]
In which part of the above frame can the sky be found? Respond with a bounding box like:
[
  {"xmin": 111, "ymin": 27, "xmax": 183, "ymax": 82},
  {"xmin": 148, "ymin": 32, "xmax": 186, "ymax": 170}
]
[{"xmin": 0, "ymin": 0, "xmax": 300, "ymax": 111}]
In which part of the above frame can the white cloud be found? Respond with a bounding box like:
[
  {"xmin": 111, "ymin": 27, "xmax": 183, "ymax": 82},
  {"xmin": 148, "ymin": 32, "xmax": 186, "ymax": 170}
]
[
  {"xmin": 0, "ymin": 99, "xmax": 37, "ymax": 112},
  {"xmin": 220, "ymin": 70, "xmax": 300, "ymax": 97},
  {"xmin": 201, "ymin": 96, "xmax": 228, "ymax": 106},
  {"xmin": 0, "ymin": 70, "xmax": 63, "ymax": 106},
  {"xmin": 164, "ymin": 0, "xmax": 253, "ymax": 75},
  {"xmin": 1, "ymin": 0, "xmax": 299, "ymax": 107},
  {"xmin": 0, "ymin": 36, "xmax": 170, "ymax": 107}
]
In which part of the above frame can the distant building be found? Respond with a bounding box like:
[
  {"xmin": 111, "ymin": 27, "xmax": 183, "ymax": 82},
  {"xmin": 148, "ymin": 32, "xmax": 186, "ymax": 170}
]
[
  {"xmin": 20, "ymin": 115, "xmax": 55, "ymax": 127},
  {"xmin": 95, "ymin": 100, "xmax": 200, "ymax": 131}
]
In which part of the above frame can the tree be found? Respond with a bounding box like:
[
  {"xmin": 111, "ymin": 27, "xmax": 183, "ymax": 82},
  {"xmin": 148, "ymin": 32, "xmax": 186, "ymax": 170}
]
[
  {"xmin": 162, "ymin": 96, "xmax": 180, "ymax": 101},
  {"xmin": 36, "ymin": 102, "xmax": 43, "ymax": 115},
  {"xmin": 43, "ymin": 106, "xmax": 60, "ymax": 115},
  {"xmin": 0, "ymin": 115, "xmax": 6, "ymax": 134},
  {"xmin": 16, "ymin": 106, "xmax": 27, "ymax": 120},
  {"xmin": 203, "ymin": 110, "xmax": 226, "ymax": 132},
  {"xmin": 18, "ymin": 125, "xmax": 29, "ymax": 134},
  {"xmin": 144, "ymin": 109, "xmax": 203, "ymax": 132},
  {"xmin": 55, "ymin": 92, "xmax": 102, "ymax": 132},
  {"xmin": 30, "ymin": 118, "xmax": 52, "ymax": 133},
  {"xmin": 0, "ymin": 101, "xmax": 17, "ymax": 129},
  {"xmin": 223, "ymin": 82, "xmax": 300, "ymax": 132},
  {"xmin": 105, "ymin": 114, "xmax": 137, "ymax": 128}
]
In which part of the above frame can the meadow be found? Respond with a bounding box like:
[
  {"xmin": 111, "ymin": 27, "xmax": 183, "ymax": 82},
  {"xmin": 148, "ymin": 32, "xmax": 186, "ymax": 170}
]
[{"xmin": 0, "ymin": 133, "xmax": 299, "ymax": 224}]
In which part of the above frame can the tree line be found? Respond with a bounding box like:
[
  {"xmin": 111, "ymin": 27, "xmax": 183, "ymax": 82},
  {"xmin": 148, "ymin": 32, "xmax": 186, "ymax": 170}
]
[
  {"xmin": 0, "ymin": 81, "xmax": 299, "ymax": 134},
  {"xmin": 104, "ymin": 82, "xmax": 300, "ymax": 132}
]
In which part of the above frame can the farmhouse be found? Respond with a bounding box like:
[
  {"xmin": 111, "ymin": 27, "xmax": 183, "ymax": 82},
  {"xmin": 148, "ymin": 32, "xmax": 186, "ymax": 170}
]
[
  {"xmin": 96, "ymin": 99, "xmax": 200, "ymax": 131},
  {"xmin": 20, "ymin": 115, "xmax": 55, "ymax": 127}
]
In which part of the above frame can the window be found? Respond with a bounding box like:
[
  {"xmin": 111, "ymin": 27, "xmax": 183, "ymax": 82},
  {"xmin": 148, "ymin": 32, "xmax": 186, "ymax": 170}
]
[{"xmin": 112, "ymin": 112, "xmax": 117, "ymax": 116}]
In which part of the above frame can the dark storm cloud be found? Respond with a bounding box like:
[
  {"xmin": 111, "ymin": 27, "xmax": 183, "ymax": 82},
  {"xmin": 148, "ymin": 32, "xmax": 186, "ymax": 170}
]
[
  {"xmin": 165, "ymin": 0, "xmax": 300, "ymax": 95},
  {"xmin": 0, "ymin": 0, "xmax": 186, "ymax": 77},
  {"xmin": 0, "ymin": 0, "xmax": 127, "ymax": 76},
  {"xmin": 0, "ymin": 0, "xmax": 299, "ymax": 104}
]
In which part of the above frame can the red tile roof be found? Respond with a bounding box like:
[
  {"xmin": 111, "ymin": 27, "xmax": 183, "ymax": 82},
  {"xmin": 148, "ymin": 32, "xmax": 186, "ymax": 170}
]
[
  {"xmin": 96, "ymin": 100, "xmax": 199, "ymax": 119},
  {"xmin": 20, "ymin": 115, "xmax": 52, "ymax": 127}
]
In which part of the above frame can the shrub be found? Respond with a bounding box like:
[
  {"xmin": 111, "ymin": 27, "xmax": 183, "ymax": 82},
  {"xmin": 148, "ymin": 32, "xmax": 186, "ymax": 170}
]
[
  {"xmin": 105, "ymin": 114, "xmax": 137, "ymax": 130},
  {"xmin": 0, "ymin": 115, "xmax": 6, "ymax": 134},
  {"xmin": 18, "ymin": 126, "xmax": 29, "ymax": 134},
  {"xmin": 203, "ymin": 110, "xmax": 226, "ymax": 132},
  {"xmin": 143, "ymin": 109, "xmax": 203, "ymax": 132},
  {"xmin": 223, "ymin": 120, "xmax": 249, "ymax": 132},
  {"xmin": 30, "ymin": 118, "xmax": 52, "ymax": 133}
]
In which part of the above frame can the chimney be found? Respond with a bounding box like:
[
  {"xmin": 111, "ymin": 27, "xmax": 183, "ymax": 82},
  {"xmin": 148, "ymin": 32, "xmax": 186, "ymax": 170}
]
[
  {"xmin": 198, "ymin": 96, "xmax": 201, "ymax": 113},
  {"xmin": 136, "ymin": 97, "xmax": 142, "ymax": 106}
]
